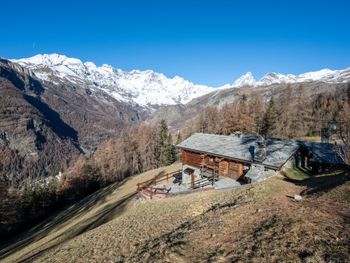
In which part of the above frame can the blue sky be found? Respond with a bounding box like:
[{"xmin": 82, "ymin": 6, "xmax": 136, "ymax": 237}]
[{"xmin": 1, "ymin": 0, "xmax": 350, "ymax": 86}]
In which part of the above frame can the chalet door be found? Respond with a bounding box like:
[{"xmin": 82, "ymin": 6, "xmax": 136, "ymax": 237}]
[{"xmin": 219, "ymin": 161, "xmax": 229, "ymax": 177}]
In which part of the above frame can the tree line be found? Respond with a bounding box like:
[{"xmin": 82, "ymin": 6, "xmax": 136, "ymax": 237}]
[{"xmin": 183, "ymin": 85, "xmax": 350, "ymax": 142}]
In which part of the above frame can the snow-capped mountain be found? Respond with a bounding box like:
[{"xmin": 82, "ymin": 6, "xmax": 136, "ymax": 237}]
[
  {"xmin": 13, "ymin": 54, "xmax": 215, "ymax": 107},
  {"xmin": 242, "ymin": 68, "xmax": 350, "ymax": 87},
  {"xmin": 12, "ymin": 54, "xmax": 350, "ymax": 107},
  {"xmin": 232, "ymin": 72, "xmax": 256, "ymax": 87}
]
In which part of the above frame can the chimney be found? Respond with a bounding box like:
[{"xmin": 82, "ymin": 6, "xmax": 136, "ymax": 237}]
[{"xmin": 255, "ymin": 136, "xmax": 266, "ymax": 161}]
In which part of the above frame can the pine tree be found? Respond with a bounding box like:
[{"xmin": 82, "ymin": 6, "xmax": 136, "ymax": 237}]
[
  {"xmin": 260, "ymin": 97, "xmax": 279, "ymax": 137},
  {"xmin": 157, "ymin": 120, "xmax": 172, "ymax": 166},
  {"xmin": 165, "ymin": 133, "xmax": 176, "ymax": 164}
]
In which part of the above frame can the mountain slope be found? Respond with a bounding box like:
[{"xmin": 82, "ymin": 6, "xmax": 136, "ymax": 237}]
[
  {"xmin": 1, "ymin": 164, "xmax": 348, "ymax": 262},
  {"xmin": 0, "ymin": 59, "xmax": 145, "ymax": 185},
  {"xmin": 0, "ymin": 163, "xmax": 182, "ymax": 262},
  {"xmin": 0, "ymin": 59, "xmax": 81, "ymax": 184},
  {"xmin": 151, "ymin": 80, "xmax": 350, "ymax": 130}
]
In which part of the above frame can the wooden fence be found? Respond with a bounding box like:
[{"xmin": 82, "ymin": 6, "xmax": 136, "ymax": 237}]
[{"xmin": 137, "ymin": 170, "xmax": 182, "ymax": 199}]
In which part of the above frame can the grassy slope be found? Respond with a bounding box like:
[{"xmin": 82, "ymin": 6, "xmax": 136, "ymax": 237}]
[
  {"xmin": 1, "ymin": 165, "xmax": 349, "ymax": 263},
  {"xmin": 0, "ymin": 163, "xmax": 181, "ymax": 263}
]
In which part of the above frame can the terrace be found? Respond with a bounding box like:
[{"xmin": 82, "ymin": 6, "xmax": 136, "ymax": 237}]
[{"xmin": 137, "ymin": 168, "xmax": 242, "ymax": 199}]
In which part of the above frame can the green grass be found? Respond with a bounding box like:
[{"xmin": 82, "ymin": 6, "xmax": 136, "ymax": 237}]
[
  {"xmin": 283, "ymin": 168, "xmax": 311, "ymax": 181},
  {"xmin": 283, "ymin": 167, "xmax": 345, "ymax": 181},
  {"xmin": 298, "ymin": 136, "xmax": 321, "ymax": 142}
]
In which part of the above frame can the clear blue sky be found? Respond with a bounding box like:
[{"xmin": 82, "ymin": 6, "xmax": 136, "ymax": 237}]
[{"xmin": 1, "ymin": 0, "xmax": 350, "ymax": 86}]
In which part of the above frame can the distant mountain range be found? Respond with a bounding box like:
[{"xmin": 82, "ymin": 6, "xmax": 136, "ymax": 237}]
[
  {"xmin": 12, "ymin": 54, "xmax": 350, "ymax": 108},
  {"xmin": 13, "ymin": 54, "xmax": 213, "ymax": 107},
  {"xmin": 233, "ymin": 68, "xmax": 350, "ymax": 88}
]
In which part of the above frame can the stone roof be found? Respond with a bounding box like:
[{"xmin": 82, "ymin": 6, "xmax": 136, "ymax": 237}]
[
  {"xmin": 299, "ymin": 141, "xmax": 345, "ymax": 165},
  {"xmin": 177, "ymin": 133, "xmax": 300, "ymax": 169}
]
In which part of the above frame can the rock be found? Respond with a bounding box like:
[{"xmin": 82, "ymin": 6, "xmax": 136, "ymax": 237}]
[{"xmin": 294, "ymin": 195, "xmax": 302, "ymax": 201}]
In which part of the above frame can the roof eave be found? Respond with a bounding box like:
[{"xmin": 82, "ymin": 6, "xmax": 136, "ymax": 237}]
[{"xmin": 178, "ymin": 146, "xmax": 280, "ymax": 170}]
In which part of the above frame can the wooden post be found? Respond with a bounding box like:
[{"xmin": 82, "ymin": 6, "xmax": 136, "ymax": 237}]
[
  {"xmin": 212, "ymin": 165, "xmax": 215, "ymax": 186},
  {"xmin": 191, "ymin": 172, "xmax": 195, "ymax": 189}
]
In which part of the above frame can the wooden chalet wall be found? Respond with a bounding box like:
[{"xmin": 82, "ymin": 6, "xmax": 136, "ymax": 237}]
[
  {"xmin": 182, "ymin": 150, "xmax": 244, "ymax": 180},
  {"xmin": 228, "ymin": 161, "xmax": 244, "ymax": 180},
  {"xmin": 182, "ymin": 150, "xmax": 202, "ymax": 167}
]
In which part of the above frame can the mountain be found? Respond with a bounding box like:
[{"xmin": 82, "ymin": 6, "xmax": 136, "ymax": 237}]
[
  {"xmin": 0, "ymin": 59, "xmax": 80, "ymax": 184},
  {"xmin": 13, "ymin": 54, "xmax": 215, "ymax": 108},
  {"xmin": 12, "ymin": 54, "xmax": 350, "ymax": 105},
  {"xmin": 232, "ymin": 72, "xmax": 256, "ymax": 87},
  {"xmin": 245, "ymin": 67, "xmax": 350, "ymax": 87},
  {"xmin": 0, "ymin": 58, "xmax": 145, "ymax": 185},
  {"xmin": 152, "ymin": 79, "xmax": 350, "ymax": 130}
]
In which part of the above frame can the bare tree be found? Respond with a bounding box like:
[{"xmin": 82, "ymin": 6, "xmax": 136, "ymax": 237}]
[{"xmin": 335, "ymin": 100, "xmax": 350, "ymax": 166}]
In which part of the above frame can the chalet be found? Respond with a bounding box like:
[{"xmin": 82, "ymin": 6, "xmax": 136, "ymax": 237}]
[
  {"xmin": 177, "ymin": 133, "xmax": 345, "ymax": 190},
  {"xmin": 137, "ymin": 133, "xmax": 345, "ymax": 199}
]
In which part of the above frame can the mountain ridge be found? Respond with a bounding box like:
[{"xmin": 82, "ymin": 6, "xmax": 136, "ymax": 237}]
[
  {"xmin": 12, "ymin": 54, "xmax": 215, "ymax": 107},
  {"xmin": 12, "ymin": 54, "xmax": 350, "ymax": 108}
]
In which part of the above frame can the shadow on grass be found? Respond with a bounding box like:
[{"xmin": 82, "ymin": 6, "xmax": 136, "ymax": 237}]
[
  {"xmin": 0, "ymin": 179, "xmax": 134, "ymax": 261},
  {"xmin": 17, "ymin": 192, "xmax": 137, "ymax": 263},
  {"xmin": 281, "ymin": 168, "xmax": 350, "ymax": 196}
]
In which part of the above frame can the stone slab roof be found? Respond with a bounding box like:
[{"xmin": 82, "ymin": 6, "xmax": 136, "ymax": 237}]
[
  {"xmin": 177, "ymin": 133, "xmax": 300, "ymax": 169},
  {"xmin": 299, "ymin": 141, "xmax": 345, "ymax": 165}
]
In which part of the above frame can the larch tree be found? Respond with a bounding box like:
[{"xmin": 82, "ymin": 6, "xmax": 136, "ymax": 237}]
[
  {"xmin": 249, "ymin": 93, "xmax": 265, "ymax": 135},
  {"xmin": 219, "ymin": 103, "xmax": 237, "ymax": 135},
  {"xmin": 335, "ymin": 99, "xmax": 350, "ymax": 166},
  {"xmin": 236, "ymin": 95, "xmax": 254, "ymax": 134},
  {"xmin": 197, "ymin": 106, "xmax": 220, "ymax": 134}
]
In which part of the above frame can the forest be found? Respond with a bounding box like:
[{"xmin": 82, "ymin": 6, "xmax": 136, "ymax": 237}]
[{"xmin": 1, "ymin": 85, "xmax": 350, "ymax": 242}]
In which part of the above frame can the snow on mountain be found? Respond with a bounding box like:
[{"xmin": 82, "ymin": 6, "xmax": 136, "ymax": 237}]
[
  {"xmin": 12, "ymin": 54, "xmax": 350, "ymax": 106},
  {"xmin": 233, "ymin": 67, "xmax": 350, "ymax": 88},
  {"xmin": 232, "ymin": 72, "xmax": 256, "ymax": 87},
  {"xmin": 13, "ymin": 54, "xmax": 215, "ymax": 107}
]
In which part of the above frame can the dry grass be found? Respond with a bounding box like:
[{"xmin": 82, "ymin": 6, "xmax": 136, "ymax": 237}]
[
  {"xmin": 0, "ymin": 162, "xmax": 181, "ymax": 263},
  {"xmin": 1, "ymin": 165, "xmax": 349, "ymax": 263}
]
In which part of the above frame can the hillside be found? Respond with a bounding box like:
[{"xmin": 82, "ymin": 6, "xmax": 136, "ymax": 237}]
[
  {"xmin": 1, "ymin": 164, "xmax": 349, "ymax": 262},
  {"xmin": 151, "ymin": 81, "xmax": 350, "ymax": 130},
  {"xmin": 0, "ymin": 59, "xmax": 81, "ymax": 184},
  {"xmin": 0, "ymin": 58, "xmax": 143, "ymax": 185}
]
